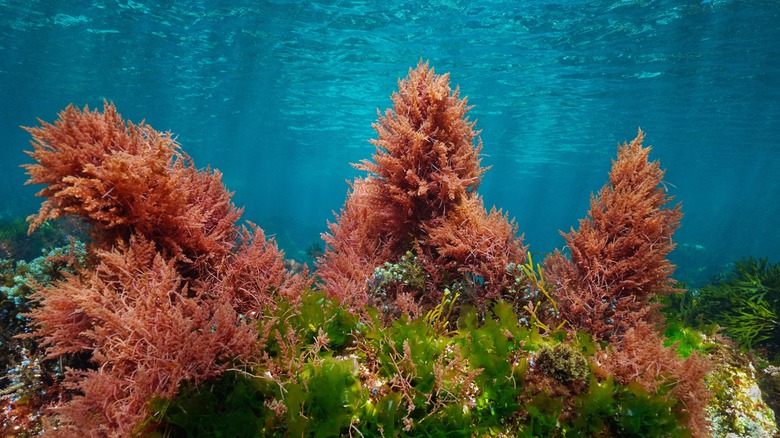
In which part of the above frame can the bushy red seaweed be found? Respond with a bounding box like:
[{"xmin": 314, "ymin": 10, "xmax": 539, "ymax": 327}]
[
  {"xmin": 16, "ymin": 66, "xmax": 714, "ymax": 436},
  {"xmin": 22, "ymin": 102, "xmax": 306, "ymax": 435},
  {"xmin": 317, "ymin": 61, "xmax": 526, "ymax": 315},
  {"xmin": 545, "ymin": 129, "xmax": 682, "ymax": 342},
  {"xmin": 544, "ymin": 130, "xmax": 710, "ymax": 434}
]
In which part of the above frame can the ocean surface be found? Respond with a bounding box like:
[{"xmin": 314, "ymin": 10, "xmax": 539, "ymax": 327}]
[{"xmin": 1, "ymin": 0, "xmax": 778, "ymax": 286}]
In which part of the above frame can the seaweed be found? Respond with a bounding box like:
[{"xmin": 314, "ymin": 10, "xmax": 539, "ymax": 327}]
[
  {"xmin": 695, "ymin": 257, "xmax": 780, "ymax": 351},
  {"xmin": 147, "ymin": 289, "xmax": 699, "ymax": 436}
]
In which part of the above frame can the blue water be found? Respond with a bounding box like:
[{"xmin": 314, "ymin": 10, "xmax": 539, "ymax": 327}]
[{"xmin": 1, "ymin": 0, "xmax": 778, "ymax": 285}]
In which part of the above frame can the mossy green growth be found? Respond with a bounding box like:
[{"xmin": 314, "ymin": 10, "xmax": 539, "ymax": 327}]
[
  {"xmin": 284, "ymin": 356, "xmax": 363, "ymax": 437},
  {"xmin": 535, "ymin": 341, "xmax": 589, "ymax": 384},
  {"xmin": 707, "ymin": 360, "xmax": 777, "ymax": 437},
  {"xmin": 663, "ymin": 322, "xmax": 709, "ymax": 358},
  {"xmin": 519, "ymin": 392, "xmax": 563, "ymax": 437},
  {"xmin": 565, "ymin": 378, "xmax": 688, "ymax": 437},
  {"xmin": 358, "ymin": 308, "xmax": 475, "ymax": 435},
  {"xmin": 661, "ymin": 258, "xmax": 780, "ymax": 353},
  {"xmin": 145, "ymin": 372, "xmax": 268, "ymax": 438},
  {"xmin": 457, "ymin": 301, "xmax": 533, "ymax": 430},
  {"xmin": 365, "ymin": 312, "xmax": 448, "ymax": 395},
  {"xmin": 264, "ymin": 285, "xmax": 360, "ymax": 359},
  {"xmin": 150, "ymin": 289, "xmax": 364, "ymax": 438},
  {"xmin": 148, "ymin": 290, "xmax": 698, "ymax": 437}
]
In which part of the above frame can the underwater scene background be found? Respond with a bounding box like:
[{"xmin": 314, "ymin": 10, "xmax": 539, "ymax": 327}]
[
  {"xmin": 2, "ymin": 1, "xmax": 780, "ymax": 436},
  {"xmin": 1, "ymin": 0, "xmax": 779, "ymax": 284}
]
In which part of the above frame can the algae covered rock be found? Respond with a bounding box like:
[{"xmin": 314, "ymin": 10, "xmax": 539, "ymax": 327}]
[{"xmin": 706, "ymin": 342, "xmax": 777, "ymax": 437}]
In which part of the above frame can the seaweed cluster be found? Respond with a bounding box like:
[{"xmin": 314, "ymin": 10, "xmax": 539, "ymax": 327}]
[
  {"xmin": 149, "ymin": 289, "xmax": 693, "ymax": 437},
  {"xmin": 702, "ymin": 258, "xmax": 780, "ymax": 351},
  {"xmin": 662, "ymin": 257, "xmax": 780, "ymax": 430},
  {"xmin": 1, "ymin": 62, "xmax": 723, "ymax": 436},
  {"xmin": 1, "ymin": 242, "xmax": 87, "ymax": 436},
  {"xmin": 664, "ymin": 258, "xmax": 780, "ymax": 352}
]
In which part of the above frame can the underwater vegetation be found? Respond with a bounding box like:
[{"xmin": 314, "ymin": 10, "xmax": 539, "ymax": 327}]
[
  {"xmin": 662, "ymin": 257, "xmax": 780, "ymax": 355},
  {"xmin": 661, "ymin": 257, "xmax": 780, "ymax": 431},
  {"xmin": 0, "ymin": 216, "xmax": 84, "ymax": 262},
  {"xmin": 316, "ymin": 62, "xmax": 527, "ymax": 319},
  {"xmin": 3, "ymin": 61, "xmax": 720, "ymax": 436},
  {"xmin": 1, "ymin": 242, "xmax": 88, "ymax": 436},
  {"xmin": 18, "ymin": 98, "xmax": 309, "ymax": 435},
  {"xmin": 544, "ymin": 128, "xmax": 682, "ymax": 343},
  {"xmin": 700, "ymin": 258, "xmax": 780, "ymax": 352},
  {"xmin": 148, "ymin": 289, "xmax": 695, "ymax": 437}
]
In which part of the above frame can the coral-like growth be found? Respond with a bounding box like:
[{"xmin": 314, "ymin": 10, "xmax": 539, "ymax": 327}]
[
  {"xmin": 542, "ymin": 131, "xmax": 711, "ymax": 433},
  {"xmin": 29, "ymin": 238, "xmax": 257, "ymax": 434},
  {"xmin": 355, "ymin": 60, "xmax": 487, "ymax": 233},
  {"xmin": 318, "ymin": 61, "xmax": 525, "ymax": 315},
  {"xmin": 545, "ymin": 129, "xmax": 682, "ymax": 341},
  {"xmin": 22, "ymin": 103, "xmax": 304, "ymax": 434},
  {"xmin": 318, "ymin": 179, "xmax": 399, "ymax": 308},
  {"xmin": 23, "ymin": 102, "xmax": 242, "ymax": 269},
  {"xmin": 423, "ymin": 196, "xmax": 526, "ymax": 308}
]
